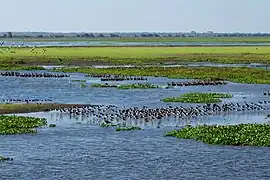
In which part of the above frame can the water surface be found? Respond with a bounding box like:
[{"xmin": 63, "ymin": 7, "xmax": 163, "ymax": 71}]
[{"xmin": 0, "ymin": 71, "xmax": 269, "ymax": 180}]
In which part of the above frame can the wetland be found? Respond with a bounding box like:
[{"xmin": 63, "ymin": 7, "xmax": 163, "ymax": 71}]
[{"xmin": 0, "ymin": 41, "xmax": 270, "ymax": 180}]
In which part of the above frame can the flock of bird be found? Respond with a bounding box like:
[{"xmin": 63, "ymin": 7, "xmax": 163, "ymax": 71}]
[
  {"xmin": 0, "ymin": 99, "xmax": 52, "ymax": 104},
  {"xmin": 86, "ymin": 74, "xmax": 148, "ymax": 81},
  {"xmin": 0, "ymin": 72, "xmax": 70, "ymax": 78},
  {"xmin": 167, "ymin": 80, "xmax": 227, "ymax": 87},
  {"xmin": 48, "ymin": 100, "xmax": 270, "ymax": 127},
  {"xmin": 263, "ymin": 91, "xmax": 270, "ymax": 96}
]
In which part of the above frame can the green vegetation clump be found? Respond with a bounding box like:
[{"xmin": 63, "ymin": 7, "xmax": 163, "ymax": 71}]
[
  {"xmin": 116, "ymin": 126, "xmax": 142, "ymax": 131},
  {"xmin": 49, "ymin": 124, "xmax": 56, "ymax": 128},
  {"xmin": 117, "ymin": 83, "xmax": 160, "ymax": 89},
  {"xmin": 91, "ymin": 83, "xmax": 117, "ymax": 88},
  {"xmin": 165, "ymin": 123, "xmax": 270, "ymax": 147},
  {"xmin": 60, "ymin": 66, "xmax": 270, "ymax": 84},
  {"xmin": 0, "ymin": 115, "xmax": 47, "ymax": 135},
  {"xmin": 162, "ymin": 92, "xmax": 233, "ymax": 103},
  {"xmin": 80, "ymin": 83, "xmax": 87, "ymax": 88}
]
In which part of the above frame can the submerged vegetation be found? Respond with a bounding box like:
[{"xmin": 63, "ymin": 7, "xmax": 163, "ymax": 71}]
[
  {"xmin": 117, "ymin": 83, "xmax": 160, "ymax": 89},
  {"xmin": 100, "ymin": 123, "xmax": 142, "ymax": 131},
  {"xmin": 0, "ymin": 115, "xmax": 47, "ymax": 135},
  {"xmin": 91, "ymin": 83, "xmax": 159, "ymax": 89},
  {"xmin": 162, "ymin": 92, "xmax": 233, "ymax": 103},
  {"xmin": 91, "ymin": 83, "xmax": 117, "ymax": 88},
  {"xmin": 116, "ymin": 126, "xmax": 142, "ymax": 131},
  {"xmin": 60, "ymin": 66, "xmax": 270, "ymax": 84},
  {"xmin": 165, "ymin": 123, "xmax": 270, "ymax": 147}
]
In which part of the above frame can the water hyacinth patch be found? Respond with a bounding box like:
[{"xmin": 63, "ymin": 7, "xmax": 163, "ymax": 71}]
[
  {"xmin": 162, "ymin": 92, "xmax": 233, "ymax": 103},
  {"xmin": 165, "ymin": 123, "xmax": 270, "ymax": 147},
  {"xmin": 0, "ymin": 115, "xmax": 47, "ymax": 135}
]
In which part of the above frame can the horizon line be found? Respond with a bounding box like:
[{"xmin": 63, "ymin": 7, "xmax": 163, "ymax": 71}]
[{"xmin": 1, "ymin": 31, "xmax": 270, "ymax": 34}]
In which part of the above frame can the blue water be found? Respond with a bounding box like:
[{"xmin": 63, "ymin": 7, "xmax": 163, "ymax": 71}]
[{"xmin": 0, "ymin": 71, "xmax": 270, "ymax": 180}]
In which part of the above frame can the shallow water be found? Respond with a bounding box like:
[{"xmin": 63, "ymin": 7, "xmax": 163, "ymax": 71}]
[
  {"xmin": 2, "ymin": 41, "xmax": 270, "ymax": 47},
  {"xmin": 0, "ymin": 71, "xmax": 270, "ymax": 180},
  {"xmin": 40, "ymin": 62, "xmax": 269, "ymax": 70}
]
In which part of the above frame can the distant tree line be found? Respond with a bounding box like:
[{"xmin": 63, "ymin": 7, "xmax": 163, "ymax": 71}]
[{"xmin": 1, "ymin": 31, "xmax": 270, "ymax": 38}]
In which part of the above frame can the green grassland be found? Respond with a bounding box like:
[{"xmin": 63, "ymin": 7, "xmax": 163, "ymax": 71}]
[{"xmin": 1, "ymin": 46, "xmax": 270, "ymax": 67}]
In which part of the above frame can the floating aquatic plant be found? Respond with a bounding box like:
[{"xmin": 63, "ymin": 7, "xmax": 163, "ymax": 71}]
[
  {"xmin": 165, "ymin": 123, "xmax": 270, "ymax": 147},
  {"xmin": 91, "ymin": 83, "xmax": 117, "ymax": 88},
  {"xmin": 162, "ymin": 92, "xmax": 233, "ymax": 103},
  {"xmin": 0, "ymin": 115, "xmax": 47, "ymax": 135}
]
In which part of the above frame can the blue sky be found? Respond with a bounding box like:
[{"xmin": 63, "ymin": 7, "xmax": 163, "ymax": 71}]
[{"xmin": 1, "ymin": 0, "xmax": 268, "ymax": 32}]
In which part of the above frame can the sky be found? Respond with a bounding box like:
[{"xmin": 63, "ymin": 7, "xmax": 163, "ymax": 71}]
[{"xmin": 1, "ymin": 0, "xmax": 269, "ymax": 33}]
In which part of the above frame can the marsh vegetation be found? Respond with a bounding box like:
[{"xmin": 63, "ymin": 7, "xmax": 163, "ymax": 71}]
[
  {"xmin": 0, "ymin": 115, "xmax": 47, "ymax": 135},
  {"xmin": 165, "ymin": 123, "xmax": 270, "ymax": 147},
  {"xmin": 61, "ymin": 66, "xmax": 270, "ymax": 84},
  {"xmin": 1, "ymin": 46, "xmax": 270, "ymax": 68},
  {"xmin": 162, "ymin": 92, "xmax": 233, "ymax": 103}
]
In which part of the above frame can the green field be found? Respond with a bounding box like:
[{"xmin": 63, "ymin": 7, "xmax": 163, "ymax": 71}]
[
  {"xmin": 1, "ymin": 46, "xmax": 270, "ymax": 68},
  {"xmin": 2, "ymin": 36, "xmax": 270, "ymax": 43}
]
